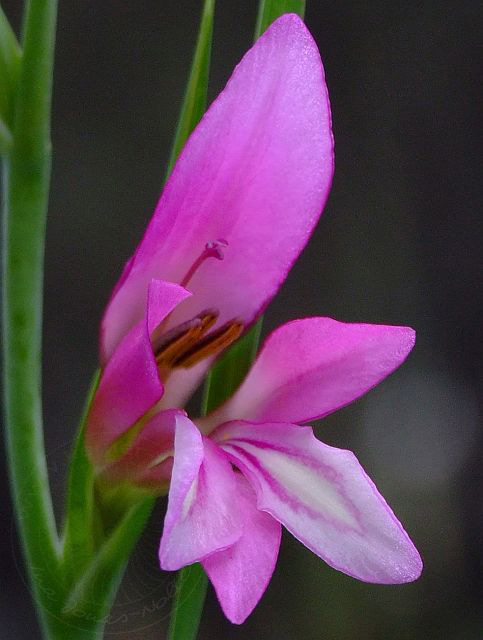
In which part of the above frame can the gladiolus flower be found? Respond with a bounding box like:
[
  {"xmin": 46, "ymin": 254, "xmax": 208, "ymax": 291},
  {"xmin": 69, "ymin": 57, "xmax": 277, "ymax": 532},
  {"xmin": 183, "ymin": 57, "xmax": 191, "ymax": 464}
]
[
  {"xmin": 85, "ymin": 14, "xmax": 422, "ymax": 624},
  {"xmin": 86, "ymin": 13, "xmax": 333, "ymax": 464}
]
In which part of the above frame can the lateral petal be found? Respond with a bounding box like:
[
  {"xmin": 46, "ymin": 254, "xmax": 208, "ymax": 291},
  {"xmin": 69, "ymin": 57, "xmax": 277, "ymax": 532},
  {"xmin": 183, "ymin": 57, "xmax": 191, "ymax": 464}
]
[
  {"xmin": 159, "ymin": 416, "xmax": 242, "ymax": 571},
  {"xmin": 208, "ymin": 318, "xmax": 415, "ymax": 426},
  {"xmin": 216, "ymin": 421, "xmax": 422, "ymax": 584},
  {"xmin": 86, "ymin": 279, "xmax": 189, "ymax": 464}
]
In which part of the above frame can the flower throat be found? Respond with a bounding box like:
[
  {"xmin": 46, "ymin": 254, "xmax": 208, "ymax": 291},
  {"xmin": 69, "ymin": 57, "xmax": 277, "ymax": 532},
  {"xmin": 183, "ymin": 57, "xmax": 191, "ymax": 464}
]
[{"xmin": 152, "ymin": 240, "xmax": 243, "ymax": 379}]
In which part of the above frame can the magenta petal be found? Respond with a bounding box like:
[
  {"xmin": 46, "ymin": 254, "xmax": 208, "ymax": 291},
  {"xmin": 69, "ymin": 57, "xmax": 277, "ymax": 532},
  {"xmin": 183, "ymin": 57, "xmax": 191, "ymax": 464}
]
[
  {"xmin": 216, "ymin": 421, "xmax": 422, "ymax": 584},
  {"xmin": 101, "ymin": 14, "xmax": 334, "ymax": 359},
  {"xmin": 144, "ymin": 278, "xmax": 191, "ymax": 336},
  {"xmin": 209, "ymin": 318, "xmax": 415, "ymax": 426},
  {"xmin": 86, "ymin": 280, "xmax": 189, "ymax": 464},
  {"xmin": 159, "ymin": 416, "xmax": 242, "ymax": 571},
  {"xmin": 202, "ymin": 474, "xmax": 281, "ymax": 624}
]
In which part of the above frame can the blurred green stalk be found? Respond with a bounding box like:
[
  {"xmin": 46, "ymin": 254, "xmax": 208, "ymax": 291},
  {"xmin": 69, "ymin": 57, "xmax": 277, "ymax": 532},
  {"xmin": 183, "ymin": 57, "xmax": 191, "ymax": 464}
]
[{"xmin": 1, "ymin": 0, "xmax": 63, "ymax": 637}]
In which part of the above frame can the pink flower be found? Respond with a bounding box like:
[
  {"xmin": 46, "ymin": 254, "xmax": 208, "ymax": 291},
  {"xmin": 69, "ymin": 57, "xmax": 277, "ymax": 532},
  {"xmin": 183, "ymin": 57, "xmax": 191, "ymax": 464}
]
[
  {"xmin": 86, "ymin": 13, "xmax": 333, "ymax": 464},
  {"xmin": 85, "ymin": 14, "xmax": 422, "ymax": 624}
]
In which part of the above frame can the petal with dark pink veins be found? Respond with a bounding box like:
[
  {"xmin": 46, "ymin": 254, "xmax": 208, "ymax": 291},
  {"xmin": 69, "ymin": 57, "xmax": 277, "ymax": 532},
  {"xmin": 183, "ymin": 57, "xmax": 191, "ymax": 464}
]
[{"xmin": 215, "ymin": 420, "xmax": 422, "ymax": 584}]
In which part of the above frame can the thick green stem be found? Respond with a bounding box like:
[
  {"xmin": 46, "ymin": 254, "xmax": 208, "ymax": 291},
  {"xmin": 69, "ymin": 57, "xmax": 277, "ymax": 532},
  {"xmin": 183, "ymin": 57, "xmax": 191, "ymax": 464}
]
[{"xmin": 1, "ymin": 0, "xmax": 60, "ymax": 636}]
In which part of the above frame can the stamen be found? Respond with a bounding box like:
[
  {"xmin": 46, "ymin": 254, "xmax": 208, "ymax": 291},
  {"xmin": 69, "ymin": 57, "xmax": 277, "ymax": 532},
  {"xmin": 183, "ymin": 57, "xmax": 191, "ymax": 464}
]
[
  {"xmin": 180, "ymin": 239, "xmax": 228, "ymax": 289},
  {"xmin": 153, "ymin": 311, "xmax": 219, "ymax": 381},
  {"xmin": 152, "ymin": 317, "xmax": 202, "ymax": 357},
  {"xmin": 173, "ymin": 321, "xmax": 244, "ymax": 369},
  {"xmin": 156, "ymin": 322, "xmax": 204, "ymax": 367}
]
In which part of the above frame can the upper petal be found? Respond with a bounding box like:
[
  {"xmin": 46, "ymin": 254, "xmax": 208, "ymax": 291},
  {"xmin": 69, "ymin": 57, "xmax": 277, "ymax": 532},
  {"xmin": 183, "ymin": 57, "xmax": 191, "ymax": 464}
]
[
  {"xmin": 202, "ymin": 474, "xmax": 281, "ymax": 624},
  {"xmin": 86, "ymin": 280, "xmax": 189, "ymax": 464},
  {"xmin": 215, "ymin": 421, "xmax": 422, "ymax": 584},
  {"xmin": 207, "ymin": 318, "xmax": 415, "ymax": 426},
  {"xmin": 101, "ymin": 14, "xmax": 334, "ymax": 361},
  {"xmin": 159, "ymin": 415, "xmax": 242, "ymax": 571}
]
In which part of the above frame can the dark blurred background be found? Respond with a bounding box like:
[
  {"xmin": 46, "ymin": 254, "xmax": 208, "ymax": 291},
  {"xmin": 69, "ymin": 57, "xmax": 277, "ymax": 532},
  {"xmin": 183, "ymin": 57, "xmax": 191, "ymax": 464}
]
[{"xmin": 1, "ymin": 1, "xmax": 482, "ymax": 638}]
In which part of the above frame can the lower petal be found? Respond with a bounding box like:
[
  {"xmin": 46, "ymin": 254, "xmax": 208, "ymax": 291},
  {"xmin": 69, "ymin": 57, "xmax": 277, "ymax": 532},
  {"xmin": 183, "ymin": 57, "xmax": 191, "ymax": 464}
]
[
  {"xmin": 216, "ymin": 421, "xmax": 422, "ymax": 584},
  {"xmin": 159, "ymin": 416, "xmax": 242, "ymax": 570},
  {"xmin": 202, "ymin": 474, "xmax": 281, "ymax": 624}
]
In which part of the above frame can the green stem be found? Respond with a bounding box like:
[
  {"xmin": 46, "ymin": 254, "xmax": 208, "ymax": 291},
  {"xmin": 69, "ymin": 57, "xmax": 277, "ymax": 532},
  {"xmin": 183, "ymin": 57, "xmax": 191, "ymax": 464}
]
[
  {"xmin": 0, "ymin": 5, "xmax": 22, "ymax": 124},
  {"xmin": 255, "ymin": 0, "xmax": 306, "ymax": 37},
  {"xmin": 57, "ymin": 370, "xmax": 155, "ymax": 639},
  {"xmin": 165, "ymin": 0, "xmax": 215, "ymax": 179},
  {"xmin": 0, "ymin": 115, "xmax": 12, "ymax": 152},
  {"xmin": 1, "ymin": 0, "xmax": 61, "ymax": 636},
  {"xmin": 167, "ymin": 565, "xmax": 208, "ymax": 640}
]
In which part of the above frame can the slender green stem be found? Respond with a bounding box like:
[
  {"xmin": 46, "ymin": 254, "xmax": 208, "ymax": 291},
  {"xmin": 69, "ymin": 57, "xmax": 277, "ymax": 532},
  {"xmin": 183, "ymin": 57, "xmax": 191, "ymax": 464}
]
[
  {"xmin": 57, "ymin": 370, "xmax": 155, "ymax": 639},
  {"xmin": 167, "ymin": 565, "xmax": 208, "ymax": 640},
  {"xmin": 163, "ymin": 2, "xmax": 217, "ymax": 637},
  {"xmin": 255, "ymin": 0, "xmax": 306, "ymax": 37},
  {"xmin": 0, "ymin": 5, "xmax": 22, "ymax": 124},
  {"xmin": 2, "ymin": 0, "xmax": 60, "ymax": 635},
  {"xmin": 165, "ymin": 0, "xmax": 215, "ymax": 179},
  {"xmin": 0, "ymin": 115, "xmax": 12, "ymax": 152}
]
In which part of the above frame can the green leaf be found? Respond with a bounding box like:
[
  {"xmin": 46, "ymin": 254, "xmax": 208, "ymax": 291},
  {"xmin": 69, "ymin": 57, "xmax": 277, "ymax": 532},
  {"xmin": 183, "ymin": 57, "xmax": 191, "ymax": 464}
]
[
  {"xmin": 255, "ymin": 0, "xmax": 306, "ymax": 39},
  {"xmin": 0, "ymin": 5, "xmax": 21, "ymax": 124},
  {"xmin": 61, "ymin": 371, "xmax": 100, "ymax": 587},
  {"xmin": 165, "ymin": 0, "xmax": 215, "ymax": 178}
]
